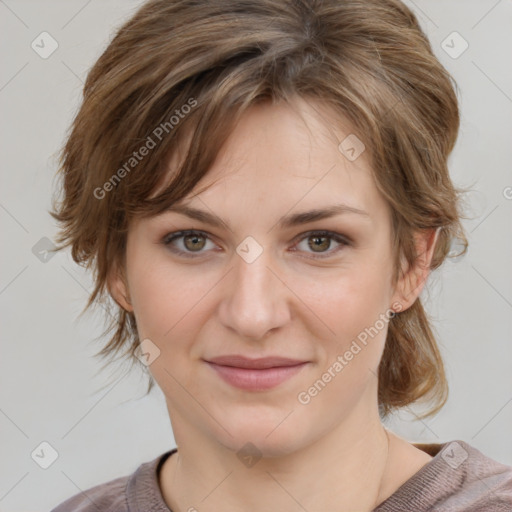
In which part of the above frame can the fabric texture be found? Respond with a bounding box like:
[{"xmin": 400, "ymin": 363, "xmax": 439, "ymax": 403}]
[{"xmin": 50, "ymin": 440, "xmax": 512, "ymax": 511}]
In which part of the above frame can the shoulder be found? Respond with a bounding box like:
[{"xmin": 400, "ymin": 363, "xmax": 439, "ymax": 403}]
[
  {"xmin": 49, "ymin": 474, "xmax": 130, "ymax": 512},
  {"xmin": 376, "ymin": 440, "xmax": 512, "ymax": 512},
  {"xmin": 443, "ymin": 440, "xmax": 512, "ymax": 511},
  {"xmin": 49, "ymin": 449, "xmax": 176, "ymax": 512}
]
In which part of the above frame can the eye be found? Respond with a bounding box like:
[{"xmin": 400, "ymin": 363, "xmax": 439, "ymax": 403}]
[
  {"xmin": 292, "ymin": 230, "xmax": 350, "ymax": 259},
  {"xmin": 163, "ymin": 230, "xmax": 217, "ymax": 258},
  {"xmin": 162, "ymin": 229, "xmax": 350, "ymax": 260}
]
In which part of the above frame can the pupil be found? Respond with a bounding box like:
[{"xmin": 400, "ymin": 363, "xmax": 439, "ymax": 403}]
[
  {"xmin": 185, "ymin": 234, "xmax": 204, "ymax": 251},
  {"xmin": 310, "ymin": 236, "xmax": 329, "ymax": 252}
]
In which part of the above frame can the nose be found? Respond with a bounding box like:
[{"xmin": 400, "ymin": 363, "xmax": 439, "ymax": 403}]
[{"xmin": 217, "ymin": 246, "xmax": 291, "ymax": 341}]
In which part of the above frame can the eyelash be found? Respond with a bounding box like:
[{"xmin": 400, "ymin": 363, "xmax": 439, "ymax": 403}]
[{"xmin": 162, "ymin": 230, "xmax": 351, "ymax": 260}]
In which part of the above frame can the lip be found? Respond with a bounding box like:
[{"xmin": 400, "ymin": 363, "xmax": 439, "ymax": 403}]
[
  {"xmin": 206, "ymin": 355, "xmax": 307, "ymax": 369},
  {"xmin": 204, "ymin": 355, "xmax": 309, "ymax": 391}
]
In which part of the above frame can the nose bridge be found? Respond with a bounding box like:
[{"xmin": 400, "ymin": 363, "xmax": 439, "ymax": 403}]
[
  {"xmin": 235, "ymin": 244, "xmax": 274, "ymax": 295},
  {"xmin": 219, "ymin": 240, "xmax": 289, "ymax": 339}
]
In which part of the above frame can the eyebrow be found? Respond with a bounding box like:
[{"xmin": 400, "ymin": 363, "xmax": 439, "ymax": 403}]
[{"xmin": 166, "ymin": 203, "xmax": 370, "ymax": 230}]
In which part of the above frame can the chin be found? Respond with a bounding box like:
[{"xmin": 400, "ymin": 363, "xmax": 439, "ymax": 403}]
[{"xmin": 213, "ymin": 414, "xmax": 312, "ymax": 459}]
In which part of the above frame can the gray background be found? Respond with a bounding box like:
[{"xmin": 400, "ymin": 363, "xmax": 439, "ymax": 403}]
[{"xmin": 0, "ymin": 0, "xmax": 511, "ymax": 510}]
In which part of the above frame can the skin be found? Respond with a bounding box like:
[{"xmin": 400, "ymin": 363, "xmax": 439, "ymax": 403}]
[{"xmin": 109, "ymin": 96, "xmax": 438, "ymax": 512}]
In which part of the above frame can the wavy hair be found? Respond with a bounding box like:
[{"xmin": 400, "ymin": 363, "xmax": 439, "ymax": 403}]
[{"xmin": 51, "ymin": 0, "xmax": 469, "ymax": 418}]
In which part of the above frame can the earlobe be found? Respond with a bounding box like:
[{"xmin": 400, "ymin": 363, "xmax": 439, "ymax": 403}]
[
  {"xmin": 391, "ymin": 227, "xmax": 440, "ymax": 312},
  {"xmin": 107, "ymin": 266, "xmax": 134, "ymax": 312}
]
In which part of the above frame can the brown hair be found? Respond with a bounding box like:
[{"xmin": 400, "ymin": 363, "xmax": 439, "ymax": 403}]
[{"xmin": 51, "ymin": 0, "xmax": 469, "ymax": 418}]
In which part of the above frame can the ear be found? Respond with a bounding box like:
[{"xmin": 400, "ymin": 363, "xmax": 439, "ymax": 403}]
[
  {"xmin": 391, "ymin": 227, "xmax": 440, "ymax": 312},
  {"xmin": 107, "ymin": 263, "xmax": 134, "ymax": 313}
]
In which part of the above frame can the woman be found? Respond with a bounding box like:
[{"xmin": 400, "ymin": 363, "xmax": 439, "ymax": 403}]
[{"xmin": 50, "ymin": 0, "xmax": 512, "ymax": 510}]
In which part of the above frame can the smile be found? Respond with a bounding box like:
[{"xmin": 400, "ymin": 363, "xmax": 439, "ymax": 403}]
[{"xmin": 205, "ymin": 359, "xmax": 309, "ymax": 391}]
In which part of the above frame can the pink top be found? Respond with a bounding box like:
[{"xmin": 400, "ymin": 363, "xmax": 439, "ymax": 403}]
[{"xmin": 50, "ymin": 440, "xmax": 512, "ymax": 511}]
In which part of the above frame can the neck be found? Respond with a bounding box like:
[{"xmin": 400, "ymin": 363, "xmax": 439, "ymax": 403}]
[{"xmin": 160, "ymin": 404, "xmax": 394, "ymax": 512}]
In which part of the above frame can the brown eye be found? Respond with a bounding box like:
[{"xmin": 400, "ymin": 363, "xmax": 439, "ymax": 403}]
[
  {"xmin": 293, "ymin": 231, "xmax": 350, "ymax": 259},
  {"xmin": 163, "ymin": 230, "xmax": 216, "ymax": 258},
  {"xmin": 183, "ymin": 233, "xmax": 206, "ymax": 251},
  {"xmin": 162, "ymin": 229, "xmax": 350, "ymax": 260},
  {"xmin": 308, "ymin": 235, "xmax": 331, "ymax": 252}
]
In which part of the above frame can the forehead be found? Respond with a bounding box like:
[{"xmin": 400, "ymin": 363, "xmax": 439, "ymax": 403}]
[{"xmin": 164, "ymin": 97, "xmax": 389, "ymax": 225}]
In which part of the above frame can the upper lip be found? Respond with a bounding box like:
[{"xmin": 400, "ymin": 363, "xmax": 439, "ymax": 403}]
[{"xmin": 205, "ymin": 355, "xmax": 307, "ymax": 369}]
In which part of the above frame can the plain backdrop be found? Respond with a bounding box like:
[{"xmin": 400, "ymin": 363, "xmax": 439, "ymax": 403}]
[{"xmin": 0, "ymin": 0, "xmax": 511, "ymax": 510}]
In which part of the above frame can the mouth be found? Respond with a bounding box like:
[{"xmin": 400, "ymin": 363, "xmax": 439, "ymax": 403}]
[{"xmin": 204, "ymin": 355, "xmax": 309, "ymax": 391}]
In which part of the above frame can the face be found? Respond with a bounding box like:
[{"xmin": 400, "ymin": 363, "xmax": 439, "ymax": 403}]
[{"xmin": 111, "ymin": 97, "xmax": 428, "ymax": 457}]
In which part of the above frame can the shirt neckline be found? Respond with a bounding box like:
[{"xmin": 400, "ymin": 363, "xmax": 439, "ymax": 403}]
[{"xmin": 127, "ymin": 441, "xmax": 457, "ymax": 511}]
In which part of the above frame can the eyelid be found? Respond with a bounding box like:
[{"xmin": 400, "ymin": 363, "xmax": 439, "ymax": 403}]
[
  {"xmin": 162, "ymin": 229, "xmax": 219, "ymax": 258},
  {"xmin": 162, "ymin": 229, "xmax": 351, "ymax": 259},
  {"xmin": 289, "ymin": 230, "xmax": 351, "ymax": 259},
  {"xmin": 290, "ymin": 229, "xmax": 352, "ymax": 246}
]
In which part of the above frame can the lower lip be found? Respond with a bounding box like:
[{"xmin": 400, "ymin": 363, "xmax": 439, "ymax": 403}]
[{"xmin": 206, "ymin": 362, "xmax": 308, "ymax": 391}]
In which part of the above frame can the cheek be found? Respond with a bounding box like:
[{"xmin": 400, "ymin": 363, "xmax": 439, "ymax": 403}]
[
  {"xmin": 294, "ymin": 260, "xmax": 394, "ymax": 395},
  {"xmin": 124, "ymin": 247, "xmax": 168, "ymax": 329},
  {"xmin": 296, "ymin": 269, "xmax": 392, "ymax": 414},
  {"xmin": 127, "ymin": 256, "xmax": 219, "ymax": 342},
  {"xmin": 297, "ymin": 260, "xmax": 393, "ymax": 340},
  {"xmin": 128, "ymin": 262, "xmax": 177, "ymax": 337}
]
